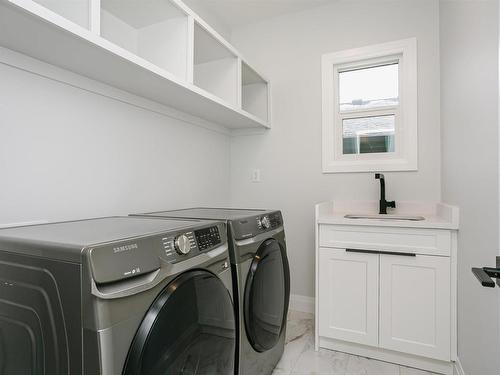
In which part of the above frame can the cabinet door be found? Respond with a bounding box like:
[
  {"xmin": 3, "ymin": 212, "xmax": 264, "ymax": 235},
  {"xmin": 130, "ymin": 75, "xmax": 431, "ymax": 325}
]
[
  {"xmin": 318, "ymin": 248, "xmax": 379, "ymax": 346},
  {"xmin": 379, "ymin": 254, "xmax": 451, "ymax": 361}
]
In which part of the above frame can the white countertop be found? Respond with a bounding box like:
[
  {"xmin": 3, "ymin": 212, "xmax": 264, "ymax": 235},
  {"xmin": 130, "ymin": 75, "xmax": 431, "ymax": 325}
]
[{"xmin": 316, "ymin": 201, "xmax": 459, "ymax": 230}]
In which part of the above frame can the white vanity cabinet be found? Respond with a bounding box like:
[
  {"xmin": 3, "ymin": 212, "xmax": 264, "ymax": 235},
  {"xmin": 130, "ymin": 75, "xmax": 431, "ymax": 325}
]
[
  {"xmin": 315, "ymin": 201, "xmax": 459, "ymax": 375},
  {"xmin": 318, "ymin": 248, "xmax": 379, "ymax": 347},
  {"xmin": 379, "ymin": 253, "xmax": 451, "ymax": 360}
]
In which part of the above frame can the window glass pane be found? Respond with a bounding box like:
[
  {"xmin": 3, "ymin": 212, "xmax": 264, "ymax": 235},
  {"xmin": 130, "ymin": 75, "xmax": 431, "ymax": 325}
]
[
  {"xmin": 343, "ymin": 115, "xmax": 395, "ymax": 154},
  {"xmin": 339, "ymin": 63, "xmax": 399, "ymax": 111}
]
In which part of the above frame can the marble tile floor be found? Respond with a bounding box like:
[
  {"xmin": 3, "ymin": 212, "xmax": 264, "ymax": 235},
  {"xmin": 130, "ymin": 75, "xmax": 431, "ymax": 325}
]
[{"xmin": 274, "ymin": 311, "xmax": 438, "ymax": 375}]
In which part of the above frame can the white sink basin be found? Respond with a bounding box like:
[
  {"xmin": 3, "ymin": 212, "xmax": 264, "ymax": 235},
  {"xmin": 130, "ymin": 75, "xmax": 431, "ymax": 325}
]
[
  {"xmin": 316, "ymin": 201, "xmax": 459, "ymax": 229},
  {"xmin": 344, "ymin": 214, "xmax": 426, "ymax": 221}
]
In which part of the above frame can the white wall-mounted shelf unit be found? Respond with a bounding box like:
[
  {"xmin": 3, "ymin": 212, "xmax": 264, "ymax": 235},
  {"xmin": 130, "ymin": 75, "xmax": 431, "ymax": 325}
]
[
  {"xmin": 193, "ymin": 22, "xmax": 239, "ymax": 107},
  {"xmin": 32, "ymin": 0, "xmax": 90, "ymax": 29},
  {"xmin": 241, "ymin": 61, "xmax": 270, "ymax": 123},
  {"xmin": 0, "ymin": 0, "xmax": 271, "ymax": 130},
  {"xmin": 100, "ymin": 0, "xmax": 190, "ymax": 81}
]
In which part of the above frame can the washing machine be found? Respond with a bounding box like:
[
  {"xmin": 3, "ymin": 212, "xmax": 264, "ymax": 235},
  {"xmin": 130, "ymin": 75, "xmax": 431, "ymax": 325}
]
[
  {"xmin": 0, "ymin": 216, "xmax": 236, "ymax": 375},
  {"xmin": 132, "ymin": 208, "xmax": 290, "ymax": 375}
]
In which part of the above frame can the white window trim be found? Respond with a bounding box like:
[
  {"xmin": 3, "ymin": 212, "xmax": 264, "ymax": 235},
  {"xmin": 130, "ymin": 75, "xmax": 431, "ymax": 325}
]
[{"xmin": 322, "ymin": 38, "xmax": 418, "ymax": 173}]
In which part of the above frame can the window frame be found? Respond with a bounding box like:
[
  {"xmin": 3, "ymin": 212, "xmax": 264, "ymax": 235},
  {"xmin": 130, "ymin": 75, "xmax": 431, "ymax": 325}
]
[{"xmin": 322, "ymin": 38, "xmax": 418, "ymax": 173}]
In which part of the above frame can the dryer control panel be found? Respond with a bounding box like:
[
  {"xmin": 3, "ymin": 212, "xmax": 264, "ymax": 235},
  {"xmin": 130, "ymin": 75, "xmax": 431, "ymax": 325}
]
[{"xmin": 231, "ymin": 211, "xmax": 283, "ymax": 240}]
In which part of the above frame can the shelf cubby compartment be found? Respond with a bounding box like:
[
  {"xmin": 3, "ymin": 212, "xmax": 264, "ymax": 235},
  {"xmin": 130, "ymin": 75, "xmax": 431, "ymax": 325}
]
[
  {"xmin": 193, "ymin": 22, "xmax": 239, "ymax": 107},
  {"xmin": 100, "ymin": 0, "xmax": 190, "ymax": 80},
  {"xmin": 241, "ymin": 62, "xmax": 269, "ymax": 123},
  {"xmin": 32, "ymin": 0, "xmax": 91, "ymax": 29}
]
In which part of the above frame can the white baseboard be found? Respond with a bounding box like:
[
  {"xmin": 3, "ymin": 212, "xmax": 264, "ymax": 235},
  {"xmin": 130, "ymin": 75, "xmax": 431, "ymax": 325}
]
[
  {"xmin": 320, "ymin": 337, "xmax": 453, "ymax": 375},
  {"xmin": 289, "ymin": 294, "xmax": 315, "ymax": 314},
  {"xmin": 454, "ymin": 358, "xmax": 465, "ymax": 375}
]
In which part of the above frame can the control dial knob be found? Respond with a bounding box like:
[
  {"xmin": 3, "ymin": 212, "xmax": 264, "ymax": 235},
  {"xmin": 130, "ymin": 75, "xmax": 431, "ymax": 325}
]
[
  {"xmin": 174, "ymin": 234, "xmax": 191, "ymax": 255},
  {"xmin": 260, "ymin": 216, "xmax": 271, "ymax": 229}
]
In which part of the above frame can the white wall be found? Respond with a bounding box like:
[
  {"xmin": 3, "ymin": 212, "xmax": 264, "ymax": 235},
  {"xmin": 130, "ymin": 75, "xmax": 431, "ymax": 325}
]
[
  {"xmin": 230, "ymin": 0, "xmax": 442, "ymax": 297},
  {"xmin": 0, "ymin": 57, "xmax": 231, "ymax": 226},
  {"xmin": 440, "ymin": 1, "xmax": 500, "ymax": 374}
]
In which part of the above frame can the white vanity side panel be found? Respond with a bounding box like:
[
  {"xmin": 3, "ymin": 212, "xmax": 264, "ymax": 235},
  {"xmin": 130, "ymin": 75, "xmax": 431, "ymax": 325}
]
[
  {"xmin": 318, "ymin": 247, "xmax": 379, "ymax": 347},
  {"xmin": 319, "ymin": 224, "xmax": 451, "ymax": 256},
  {"xmin": 379, "ymin": 254, "xmax": 451, "ymax": 361}
]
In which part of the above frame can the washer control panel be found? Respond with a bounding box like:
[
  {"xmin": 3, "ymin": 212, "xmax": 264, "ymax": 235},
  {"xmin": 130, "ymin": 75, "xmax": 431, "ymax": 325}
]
[
  {"xmin": 160, "ymin": 223, "xmax": 225, "ymax": 263},
  {"xmin": 195, "ymin": 226, "xmax": 221, "ymax": 250},
  {"xmin": 174, "ymin": 234, "xmax": 191, "ymax": 254},
  {"xmin": 89, "ymin": 222, "xmax": 227, "ymax": 284},
  {"xmin": 162, "ymin": 231, "xmax": 196, "ymax": 260}
]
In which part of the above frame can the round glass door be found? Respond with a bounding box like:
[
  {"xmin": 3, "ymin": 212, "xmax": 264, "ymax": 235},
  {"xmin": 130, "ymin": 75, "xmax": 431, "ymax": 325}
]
[
  {"xmin": 123, "ymin": 270, "xmax": 235, "ymax": 375},
  {"xmin": 244, "ymin": 238, "xmax": 290, "ymax": 352}
]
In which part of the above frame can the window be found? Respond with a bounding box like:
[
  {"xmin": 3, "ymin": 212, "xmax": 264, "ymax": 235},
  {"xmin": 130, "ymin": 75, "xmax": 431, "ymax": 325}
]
[{"xmin": 321, "ymin": 38, "xmax": 417, "ymax": 173}]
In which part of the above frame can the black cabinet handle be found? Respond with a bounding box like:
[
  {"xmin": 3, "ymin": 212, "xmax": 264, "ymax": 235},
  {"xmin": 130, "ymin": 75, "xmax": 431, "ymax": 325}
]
[
  {"xmin": 472, "ymin": 268, "xmax": 496, "ymax": 288},
  {"xmin": 472, "ymin": 257, "xmax": 500, "ymax": 288},
  {"xmin": 346, "ymin": 249, "xmax": 416, "ymax": 257}
]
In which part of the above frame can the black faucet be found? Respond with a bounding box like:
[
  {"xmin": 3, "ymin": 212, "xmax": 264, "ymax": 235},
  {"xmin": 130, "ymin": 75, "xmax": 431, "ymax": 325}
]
[{"xmin": 375, "ymin": 173, "xmax": 396, "ymax": 214}]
